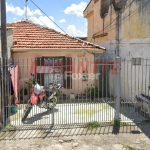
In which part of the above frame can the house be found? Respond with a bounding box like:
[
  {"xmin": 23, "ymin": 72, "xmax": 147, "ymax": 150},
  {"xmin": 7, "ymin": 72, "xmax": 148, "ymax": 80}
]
[
  {"xmin": 84, "ymin": 0, "xmax": 150, "ymax": 59},
  {"xmin": 7, "ymin": 20, "xmax": 106, "ymax": 98}
]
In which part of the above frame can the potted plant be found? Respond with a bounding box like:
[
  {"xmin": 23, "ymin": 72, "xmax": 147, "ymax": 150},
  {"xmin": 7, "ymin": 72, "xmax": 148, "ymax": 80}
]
[
  {"xmin": 10, "ymin": 104, "xmax": 18, "ymax": 114},
  {"xmin": 86, "ymin": 84, "xmax": 98, "ymax": 99}
]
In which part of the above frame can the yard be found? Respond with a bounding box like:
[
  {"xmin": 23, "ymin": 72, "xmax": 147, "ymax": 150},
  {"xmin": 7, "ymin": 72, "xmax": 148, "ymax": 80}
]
[{"xmin": 10, "ymin": 102, "xmax": 146, "ymax": 126}]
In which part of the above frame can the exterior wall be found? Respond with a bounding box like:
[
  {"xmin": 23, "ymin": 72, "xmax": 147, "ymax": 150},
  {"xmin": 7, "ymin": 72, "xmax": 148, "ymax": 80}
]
[
  {"xmin": 84, "ymin": 0, "xmax": 150, "ymax": 59},
  {"xmin": 84, "ymin": 0, "xmax": 94, "ymax": 43},
  {"xmin": 12, "ymin": 51, "xmax": 95, "ymax": 97},
  {"xmin": 0, "ymin": 28, "xmax": 13, "ymax": 58},
  {"xmin": 84, "ymin": 0, "xmax": 117, "ymax": 53},
  {"xmin": 7, "ymin": 29, "xmax": 13, "ymax": 58}
]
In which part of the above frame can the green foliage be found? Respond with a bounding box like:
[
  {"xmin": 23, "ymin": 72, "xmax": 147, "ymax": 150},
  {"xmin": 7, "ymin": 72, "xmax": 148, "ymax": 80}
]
[
  {"xmin": 122, "ymin": 144, "xmax": 144, "ymax": 150},
  {"xmin": 111, "ymin": 121, "xmax": 129, "ymax": 127},
  {"xmin": 74, "ymin": 108, "xmax": 99, "ymax": 116},
  {"xmin": 85, "ymin": 121, "xmax": 100, "ymax": 130},
  {"xmin": 86, "ymin": 84, "xmax": 98, "ymax": 95},
  {"xmin": 20, "ymin": 78, "xmax": 37, "ymax": 96},
  {"xmin": 5, "ymin": 123, "xmax": 16, "ymax": 130}
]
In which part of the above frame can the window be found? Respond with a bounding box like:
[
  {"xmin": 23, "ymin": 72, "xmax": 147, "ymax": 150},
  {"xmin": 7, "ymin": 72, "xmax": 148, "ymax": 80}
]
[
  {"xmin": 35, "ymin": 56, "xmax": 72, "ymax": 89},
  {"xmin": 64, "ymin": 57, "xmax": 72, "ymax": 89},
  {"xmin": 132, "ymin": 57, "xmax": 141, "ymax": 65}
]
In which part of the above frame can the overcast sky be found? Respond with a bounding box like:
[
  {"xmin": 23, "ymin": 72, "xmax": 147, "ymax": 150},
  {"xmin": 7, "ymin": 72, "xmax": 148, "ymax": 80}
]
[{"xmin": 6, "ymin": 0, "xmax": 90, "ymax": 37}]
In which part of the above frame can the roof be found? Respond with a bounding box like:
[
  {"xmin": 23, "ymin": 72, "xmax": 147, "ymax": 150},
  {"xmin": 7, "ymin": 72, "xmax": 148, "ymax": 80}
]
[
  {"xmin": 7, "ymin": 20, "xmax": 106, "ymax": 53},
  {"xmin": 83, "ymin": 0, "xmax": 93, "ymax": 12}
]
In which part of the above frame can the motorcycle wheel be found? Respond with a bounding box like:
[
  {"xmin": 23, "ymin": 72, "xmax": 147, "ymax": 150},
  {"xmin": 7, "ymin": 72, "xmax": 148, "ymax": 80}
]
[
  {"xmin": 21, "ymin": 101, "xmax": 33, "ymax": 122},
  {"xmin": 52, "ymin": 96, "xmax": 57, "ymax": 107}
]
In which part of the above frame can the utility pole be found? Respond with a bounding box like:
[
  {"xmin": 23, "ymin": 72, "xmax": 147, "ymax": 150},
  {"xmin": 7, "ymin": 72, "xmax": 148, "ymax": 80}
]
[
  {"xmin": 1, "ymin": 0, "xmax": 9, "ymax": 126},
  {"xmin": 25, "ymin": 0, "xmax": 28, "ymax": 20}
]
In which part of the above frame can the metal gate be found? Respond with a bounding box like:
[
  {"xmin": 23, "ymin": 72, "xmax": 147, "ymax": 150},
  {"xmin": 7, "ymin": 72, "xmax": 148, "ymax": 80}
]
[{"xmin": 0, "ymin": 57, "xmax": 149, "ymax": 129}]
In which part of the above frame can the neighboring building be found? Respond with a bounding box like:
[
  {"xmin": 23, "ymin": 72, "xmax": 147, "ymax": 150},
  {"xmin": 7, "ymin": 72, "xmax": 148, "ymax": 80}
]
[
  {"xmin": 84, "ymin": 0, "xmax": 150, "ymax": 101},
  {"xmin": 84, "ymin": 0, "xmax": 150, "ymax": 59},
  {"xmin": 7, "ymin": 20, "xmax": 106, "ymax": 97}
]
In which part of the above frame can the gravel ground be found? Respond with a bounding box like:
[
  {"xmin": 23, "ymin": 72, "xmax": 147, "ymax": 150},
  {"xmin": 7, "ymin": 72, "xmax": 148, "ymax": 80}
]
[{"xmin": 0, "ymin": 121, "xmax": 150, "ymax": 150}]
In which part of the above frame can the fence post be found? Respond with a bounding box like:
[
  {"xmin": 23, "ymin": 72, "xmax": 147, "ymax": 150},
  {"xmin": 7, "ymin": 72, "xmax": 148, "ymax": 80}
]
[
  {"xmin": 114, "ymin": 57, "xmax": 121, "ymax": 121},
  {"xmin": 148, "ymin": 101, "xmax": 150, "ymax": 117}
]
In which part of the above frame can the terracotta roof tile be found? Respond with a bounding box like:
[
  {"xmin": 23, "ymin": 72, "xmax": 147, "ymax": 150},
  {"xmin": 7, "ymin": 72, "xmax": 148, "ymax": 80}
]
[{"xmin": 7, "ymin": 20, "xmax": 106, "ymax": 51}]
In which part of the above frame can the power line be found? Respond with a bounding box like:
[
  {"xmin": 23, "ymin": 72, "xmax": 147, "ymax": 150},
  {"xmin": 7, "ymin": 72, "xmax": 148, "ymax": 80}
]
[
  {"xmin": 30, "ymin": 0, "xmax": 67, "ymax": 34},
  {"xmin": 13, "ymin": 0, "xmax": 46, "ymax": 26}
]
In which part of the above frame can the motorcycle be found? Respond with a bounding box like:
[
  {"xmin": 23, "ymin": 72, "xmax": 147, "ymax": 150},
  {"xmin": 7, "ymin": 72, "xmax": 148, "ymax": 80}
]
[{"xmin": 21, "ymin": 74, "xmax": 62, "ymax": 122}]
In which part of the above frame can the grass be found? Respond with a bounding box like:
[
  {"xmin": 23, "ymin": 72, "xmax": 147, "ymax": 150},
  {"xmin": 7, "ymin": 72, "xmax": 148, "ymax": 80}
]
[
  {"xmin": 122, "ymin": 144, "xmax": 144, "ymax": 150},
  {"xmin": 5, "ymin": 123, "xmax": 16, "ymax": 130},
  {"xmin": 97, "ymin": 103, "xmax": 112, "ymax": 110},
  {"xmin": 74, "ymin": 108, "xmax": 99, "ymax": 116},
  {"xmin": 111, "ymin": 121, "xmax": 129, "ymax": 127},
  {"xmin": 85, "ymin": 121, "xmax": 100, "ymax": 130}
]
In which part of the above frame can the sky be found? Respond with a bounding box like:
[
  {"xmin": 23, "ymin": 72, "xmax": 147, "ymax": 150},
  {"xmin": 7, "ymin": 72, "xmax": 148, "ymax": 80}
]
[{"xmin": 6, "ymin": 0, "xmax": 90, "ymax": 37}]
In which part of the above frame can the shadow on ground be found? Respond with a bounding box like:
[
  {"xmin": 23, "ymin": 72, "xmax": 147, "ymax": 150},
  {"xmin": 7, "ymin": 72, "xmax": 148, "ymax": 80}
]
[
  {"xmin": 0, "ymin": 121, "xmax": 150, "ymax": 141},
  {"xmin": 22, "ymin": 108, "xmax": 58, "ymax": 124}
]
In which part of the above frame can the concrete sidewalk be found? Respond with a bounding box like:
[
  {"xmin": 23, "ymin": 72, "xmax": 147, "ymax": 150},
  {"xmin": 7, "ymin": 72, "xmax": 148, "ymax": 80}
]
[
  {"xmin": 0, "ymin": 121, "xmax": 150, "ymax": 150},
  {"xmin": 0, "ymin": 131, "xmax": 150, "ymax": 150},
  {"xmin": 10, "ymin": 103, "xmax": 145, "ymax": 126}
]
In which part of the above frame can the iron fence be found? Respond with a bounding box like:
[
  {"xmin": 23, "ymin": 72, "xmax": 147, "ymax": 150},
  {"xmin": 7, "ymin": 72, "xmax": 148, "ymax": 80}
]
[{"xmin": 0, "ymin": 57, "xmax": 149, "ymax": 130}]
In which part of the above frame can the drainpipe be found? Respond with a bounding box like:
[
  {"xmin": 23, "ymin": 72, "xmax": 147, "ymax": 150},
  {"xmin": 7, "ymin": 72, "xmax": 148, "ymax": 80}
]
[
  {"xmin": 103, "ymin": 13, "xmax": 108, "ymax": 34},
  {"xmin": 116, "ymin": 10, "xmax": 120, "ymax": 57}
]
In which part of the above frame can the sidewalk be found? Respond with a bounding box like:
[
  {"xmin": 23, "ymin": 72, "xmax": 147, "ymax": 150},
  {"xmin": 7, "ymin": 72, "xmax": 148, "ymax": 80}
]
[
  {"xmin": 0, "ymin": 134, "xmax": 150, "ymax": 150},
  {"xmin": 0, "ymin": 121, "xmax": 150, "ymax": 150}
]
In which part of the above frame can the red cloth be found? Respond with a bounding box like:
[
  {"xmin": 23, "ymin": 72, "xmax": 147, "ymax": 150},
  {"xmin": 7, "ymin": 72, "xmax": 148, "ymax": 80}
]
[{"xmin": 10, "ymin": 65, "xmax": 19, "ymax": 104}]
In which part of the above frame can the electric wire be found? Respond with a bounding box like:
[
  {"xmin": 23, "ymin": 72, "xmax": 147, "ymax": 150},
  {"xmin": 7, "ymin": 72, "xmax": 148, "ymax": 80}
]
[
  {"xmin": 30, "ymin": 0, "xmax": 67, "ymax": 34},
  {"xmin": 14, "ymin": 0, "xmax": 47, "ymax": 27},
  {"xmin": 13, "ymin": 0, "xmax": 46, "ymax": 26}
]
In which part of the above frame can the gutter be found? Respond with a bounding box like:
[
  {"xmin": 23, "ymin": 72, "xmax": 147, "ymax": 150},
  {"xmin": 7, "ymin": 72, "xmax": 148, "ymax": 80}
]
[{"xmin": 11, "ymin": 48, "xmax": 107, "ymax": 54}]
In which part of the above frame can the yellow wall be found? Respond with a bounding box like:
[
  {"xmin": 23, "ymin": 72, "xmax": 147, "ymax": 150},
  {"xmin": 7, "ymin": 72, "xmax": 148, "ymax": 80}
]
[
  {"xmin": 84, "ymin": 0, "xmax": 94, "ymax": 43},
  {"xmin": 84, "ymin": 0, "xmax": 150, "ymax": 102},
  {"xmin": 84, "ymin": 0, "xmax": 150, "ymax": 58}
]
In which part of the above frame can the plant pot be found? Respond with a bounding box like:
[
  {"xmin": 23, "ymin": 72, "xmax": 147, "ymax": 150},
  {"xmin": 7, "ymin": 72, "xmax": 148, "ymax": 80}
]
[
  {"xmin": 10, "ymin": 105, "xmax": 18, "ymax": 114},
  {"xmin": 70, "ymin": 93, "xmax": 75, "ymax": 100}
]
